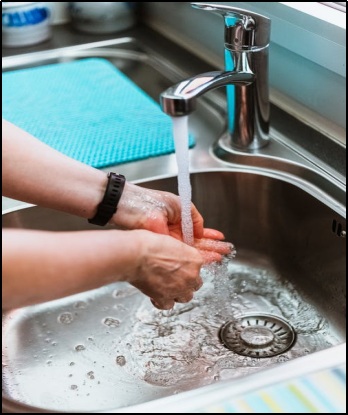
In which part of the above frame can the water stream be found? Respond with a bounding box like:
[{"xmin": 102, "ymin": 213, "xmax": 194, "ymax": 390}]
[{"xmin": 172, "ymin": 116, "xmax": 194, "ymax": 245}]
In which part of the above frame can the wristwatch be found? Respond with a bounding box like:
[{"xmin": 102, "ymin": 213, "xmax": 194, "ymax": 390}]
[{"xmin": 88, "ymin": 172, "xmax": 126, "ymax": 226}]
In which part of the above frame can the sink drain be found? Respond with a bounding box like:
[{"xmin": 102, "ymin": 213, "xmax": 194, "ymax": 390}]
[{"xmin": 219, "ymin": 313, "xmax": 296, "ymax": 358}]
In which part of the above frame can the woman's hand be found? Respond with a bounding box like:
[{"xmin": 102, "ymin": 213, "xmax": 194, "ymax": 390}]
[
  {"xmin": 111, "ymin": 183, "xmax": 234, "ymax": 262},
  {"xmin": 112, "ymin": 182, "xmax": 204, "ymax": 238},
  {"xmin": 195, "ymin": 228, "xmax": 235, "ymax": 263},
  {"xmin": 3, "ymin": 228, "xmax": 203, "ymax": 311},
  {"xmin": 126, "ymin": 230, "xmax": 204, "ymax": 310}
]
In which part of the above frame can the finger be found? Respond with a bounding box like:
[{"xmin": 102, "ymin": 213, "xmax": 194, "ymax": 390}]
[
  {"xmin": 150, "ymin": 298, "xmax": 175, "ymax": 310},
  {"xmin": 199, "ymin": 250, "xmax": 223, "ymax": 264},
  {"xmin": 193, "ymin": 278, "xmax": 203, "ymax": 291},
  {"xmin": 174, "ymin": 292, "xmax": 194, "ymax": 303},
  {"xmin": 203, "ymin": 228, "xmax": 225, "ymax": 240},
  {"xmin": 195, "ymin": 238, "xmax": 234, "ymax": 254}
]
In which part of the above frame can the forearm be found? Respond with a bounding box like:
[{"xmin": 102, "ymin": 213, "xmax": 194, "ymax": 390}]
[
  {"xmin": 2, "ymin": 228, "xmax": 141, "ymax": 310},
  {"xmin": 2, "ymin": 119, "xmax": 107, "ymax": 219}
]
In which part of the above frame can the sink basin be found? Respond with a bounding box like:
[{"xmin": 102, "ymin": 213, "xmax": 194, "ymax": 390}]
[
  {"xmin": 2, "ymin": 30, "xmax": 346, "ymax": 413},
  {"xmin": 2, "ymin": 170, "xmax": 346, "ymax": 412}
]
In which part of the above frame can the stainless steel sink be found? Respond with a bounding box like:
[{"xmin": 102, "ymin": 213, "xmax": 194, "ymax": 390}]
[
  {"xmin": 2, "ymin": 170, "xmax": 346, "ymax": 412},
  {"xmin": 2, "ymin": 31, "xmax": 346, "ymax": 413}
]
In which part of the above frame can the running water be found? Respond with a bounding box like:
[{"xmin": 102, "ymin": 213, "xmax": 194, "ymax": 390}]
[{"xmin": 172, "ymin": 116, "xmax": 194, "ymax": 245}]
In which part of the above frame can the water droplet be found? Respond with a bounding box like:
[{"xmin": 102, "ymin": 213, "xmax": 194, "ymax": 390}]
[
  {"xmin": 205, "ymin": 366, "xmax": 212, "ymax": 373},
  {"xmin": 75, "ymin": 345, "xmax": 85, "ymax": 352},
  {"xmin": 51, "ymin": 341, "xmax": 58, "ymax": 347},
  {"xmin": 277, "ymin": 355, "xmax": 290, "ymax": 363},
  {"xmin": 87, "ymin": 337, "xmax": 94, "ymax": 342},
  {"xmin": 46, "ymin": 360, "xmax": 52, "ymax": 366},
  {"xmin": 116, "ymin": 356, "xmax": 126, "ymax": 366},
  {"xmin": 250, "ymin": 359, "xmax": 260, "ymax": 367},
  {"xmin": 103, "ymin": 317, "xmax": 120, "ymax": 328},
  {"xmin": 213, "ymin": 375, "xmax": 220, "ymax": 381},
  {"xmin": 69, "ymin": 362, "xmax": 75, "ymax": 366},
  {"xmin": 58, "ymin": 312, "xmax": 74, "ymax": 324},
  {"xmin": 70, "ymin": 385, "xmax": 78, "ymax": 390},
  {"xmin": 74, "ymin": 301, "xmax": 87, "ymax": 309},
  {"xmin": 68, "ymin": 374, "xmax": 73, "ymax": 377},
  {"xmin": 87, "ymin": 371, "xmax": 95, "ymax": 380},
  {"xmin": 112, "ymin": 286, "xmax": 137, "ymax": 298}
]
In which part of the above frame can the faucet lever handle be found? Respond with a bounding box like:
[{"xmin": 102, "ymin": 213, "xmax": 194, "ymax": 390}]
[{"xmin": 191, "ymin": 3, "xmax": 270, "ymax": 50}]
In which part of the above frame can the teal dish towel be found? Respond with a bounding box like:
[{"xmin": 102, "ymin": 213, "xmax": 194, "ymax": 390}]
[{"xmin": 2, "ymin": 58, "xmax": 194, "ymax": 168}]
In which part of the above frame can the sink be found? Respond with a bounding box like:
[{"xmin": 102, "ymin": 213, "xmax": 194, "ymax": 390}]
[
  {"xmin": 2, "ymin": 170, "xmax": 346, "ymax": 412},
  {"xmin": 2, "ymin": 31, "xmax": 346, "ymax": 413}
]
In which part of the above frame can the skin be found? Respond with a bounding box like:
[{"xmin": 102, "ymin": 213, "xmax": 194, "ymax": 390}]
[{"xmin": 2, "ymin": 119, "xmax": 232, "ymax": 311}]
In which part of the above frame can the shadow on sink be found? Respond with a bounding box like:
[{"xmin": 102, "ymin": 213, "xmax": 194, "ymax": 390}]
[{"xmin": 2, "ymin": 171, "xmax": 346, "ymax": 412}]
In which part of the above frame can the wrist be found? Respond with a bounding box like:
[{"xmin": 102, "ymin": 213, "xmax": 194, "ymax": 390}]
[{"xmin": 109, "ymin": 182, "xmax": 138, "ymax": 228}]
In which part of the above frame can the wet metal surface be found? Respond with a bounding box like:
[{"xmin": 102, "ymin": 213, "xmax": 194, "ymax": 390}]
[
  {"xmin": 2, "ymin": 30, "xmax": 346, "ymax": 414},
  {"xmin": 2, "ymin": 171, "xmax": 346, "ymax": 412},
  {"xmin": 219, "ymin": 313, "xmax": 296, "ymax": 357}
]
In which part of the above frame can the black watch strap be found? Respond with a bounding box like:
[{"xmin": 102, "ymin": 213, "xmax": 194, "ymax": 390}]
[{"xmin": 88, "ymin": 172, "xmax": 126, "ymax": 226}]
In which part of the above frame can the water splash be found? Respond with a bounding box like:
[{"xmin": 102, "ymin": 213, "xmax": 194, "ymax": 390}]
[{"xmin": 120, "ymin": 258, "xmax": 338, "ymax": 387}]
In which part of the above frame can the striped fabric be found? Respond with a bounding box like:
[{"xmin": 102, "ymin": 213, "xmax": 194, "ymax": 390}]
[{"xmin": 194, "ymin": 366, "xmax": 346, "ymax": 413}]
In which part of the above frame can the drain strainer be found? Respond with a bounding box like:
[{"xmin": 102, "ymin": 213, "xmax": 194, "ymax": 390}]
[{"xmin": 219, "ymin": 313, "xmax": 296, "ymax": 358}]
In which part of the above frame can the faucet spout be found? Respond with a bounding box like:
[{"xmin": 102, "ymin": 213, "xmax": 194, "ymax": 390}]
[
  {"xmin": 160, "ymin": 70, "xmax": 255, "ymax": 117},
  {"xmin": 160, "ymin": 3, "xmax": 271, "ymax": 151}
]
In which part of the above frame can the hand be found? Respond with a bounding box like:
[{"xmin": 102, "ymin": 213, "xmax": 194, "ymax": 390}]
[
  {"xmin": 127, "ymin": 230, "xmax": 204, "ymax": 310},
  {"xmin": 112, "ymin": 183, "xmax": 234, "ymax": 262},
  {"xmin": 112, "ymin": 182, "xmax": 204, "ymax": 238},
  {"xmin": 194, "ymin": 228, "xmax": 235, "ymax": 263}
]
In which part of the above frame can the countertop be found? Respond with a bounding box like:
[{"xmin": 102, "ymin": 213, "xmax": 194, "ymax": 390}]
[{"xmin": 2, "ymin": 22, "xmax": 346, "ymax": 413}]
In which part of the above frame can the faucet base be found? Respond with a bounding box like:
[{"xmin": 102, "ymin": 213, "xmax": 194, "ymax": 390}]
[{"xmin": 213, "ymin": 133, "xmax": 270, "ymax": 160}]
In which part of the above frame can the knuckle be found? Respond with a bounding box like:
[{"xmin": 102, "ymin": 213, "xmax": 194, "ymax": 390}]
[{"xmin": 151, "ymin": 298, "xmax": 174, "ymax": 310}]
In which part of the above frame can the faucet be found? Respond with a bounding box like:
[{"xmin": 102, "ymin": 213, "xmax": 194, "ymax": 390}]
[{"xmin": 160, "ymin": 3, "xmax": 271, "ymax": 151}]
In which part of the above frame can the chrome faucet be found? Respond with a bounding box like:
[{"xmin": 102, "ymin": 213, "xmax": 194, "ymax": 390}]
[{"xmin": 160, "ymin": 3, "xmax": 271, "ymax": 151}]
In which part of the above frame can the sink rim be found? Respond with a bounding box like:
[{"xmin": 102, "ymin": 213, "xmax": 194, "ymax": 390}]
[{"xmin": 3, "ymin": 164, "xmax": 346, "ymax": 221}]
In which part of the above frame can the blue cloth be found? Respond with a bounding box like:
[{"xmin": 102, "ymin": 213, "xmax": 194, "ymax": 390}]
[{"xmin": 2, "ymin": 58, "xmax": 194, "ymax": 168}]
